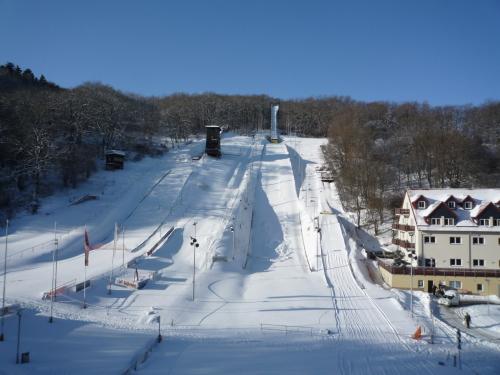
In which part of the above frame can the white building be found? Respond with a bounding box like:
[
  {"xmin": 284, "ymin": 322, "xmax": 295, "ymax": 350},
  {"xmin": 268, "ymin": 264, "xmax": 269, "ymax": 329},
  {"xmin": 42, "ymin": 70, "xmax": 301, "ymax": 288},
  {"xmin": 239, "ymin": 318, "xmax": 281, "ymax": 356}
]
[{"xmin": 385, "ymin": 189, "xmax": 500, "ymax": 295}]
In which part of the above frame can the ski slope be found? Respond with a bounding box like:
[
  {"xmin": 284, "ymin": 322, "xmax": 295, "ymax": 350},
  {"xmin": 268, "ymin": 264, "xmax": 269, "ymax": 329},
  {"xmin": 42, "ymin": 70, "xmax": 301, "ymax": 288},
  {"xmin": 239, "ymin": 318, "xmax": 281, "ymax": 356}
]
[{"xmin": 1, "ymin": 135, "xmax": 499, "ymax": 374}]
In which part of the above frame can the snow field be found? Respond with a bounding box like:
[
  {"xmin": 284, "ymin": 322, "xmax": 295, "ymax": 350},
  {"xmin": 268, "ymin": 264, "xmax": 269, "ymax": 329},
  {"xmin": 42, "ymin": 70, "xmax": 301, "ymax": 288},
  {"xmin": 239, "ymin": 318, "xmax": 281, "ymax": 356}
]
[{"xmin": 1, "ymin": 135, "xmax": 499, "ymax": 374}]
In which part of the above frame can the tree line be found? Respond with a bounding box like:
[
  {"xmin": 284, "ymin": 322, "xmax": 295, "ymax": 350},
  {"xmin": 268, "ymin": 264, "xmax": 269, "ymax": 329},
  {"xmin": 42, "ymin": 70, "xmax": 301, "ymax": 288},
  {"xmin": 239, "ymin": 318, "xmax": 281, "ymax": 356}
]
[
  {"xmin": 323, "ymin": 101, "xmax": 500, "ymax": 232},
  {"xmin": 1, "ymin": 62, "xmax": 499, "ymax": 223}
]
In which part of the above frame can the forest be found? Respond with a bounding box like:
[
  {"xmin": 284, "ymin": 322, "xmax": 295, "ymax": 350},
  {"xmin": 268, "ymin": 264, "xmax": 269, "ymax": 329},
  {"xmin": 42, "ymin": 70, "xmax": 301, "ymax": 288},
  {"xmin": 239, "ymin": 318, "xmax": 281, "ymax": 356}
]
[{"xmin": 1, "ymin": 62, "xmax": 499, "ymax": 225}]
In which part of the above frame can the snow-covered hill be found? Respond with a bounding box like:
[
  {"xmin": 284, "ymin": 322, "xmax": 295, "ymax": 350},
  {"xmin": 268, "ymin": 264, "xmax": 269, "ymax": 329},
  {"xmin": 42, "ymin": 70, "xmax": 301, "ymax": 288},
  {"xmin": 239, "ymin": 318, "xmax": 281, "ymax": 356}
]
[{"xmin": 1, "ymin": 134, "xmax": 498, "ymax": 374}]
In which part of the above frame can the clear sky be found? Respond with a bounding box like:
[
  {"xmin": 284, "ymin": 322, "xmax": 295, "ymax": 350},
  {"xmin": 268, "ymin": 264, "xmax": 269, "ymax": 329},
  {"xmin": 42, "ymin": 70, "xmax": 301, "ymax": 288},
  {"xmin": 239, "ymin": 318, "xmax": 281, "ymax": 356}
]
[{"xmin": 1, "ymin": 0, "xmax": 499, "ymax": 105}]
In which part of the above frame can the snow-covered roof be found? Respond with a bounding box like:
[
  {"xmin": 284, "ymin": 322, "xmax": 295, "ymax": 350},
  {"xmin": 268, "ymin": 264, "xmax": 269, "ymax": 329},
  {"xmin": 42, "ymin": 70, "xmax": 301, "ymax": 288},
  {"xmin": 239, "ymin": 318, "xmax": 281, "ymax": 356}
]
[
  {"xmin": 105, "ymin": 149, "xmax": 126, "ymax": 156},
  {"xmin": 407, "ymin": 189, "xmax": 500, "ymax": 230}
]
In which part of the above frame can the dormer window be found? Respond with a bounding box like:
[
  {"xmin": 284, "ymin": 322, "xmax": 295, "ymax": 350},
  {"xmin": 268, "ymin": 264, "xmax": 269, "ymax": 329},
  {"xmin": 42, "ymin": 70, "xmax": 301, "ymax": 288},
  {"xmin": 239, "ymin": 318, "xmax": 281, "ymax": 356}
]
[
  {"xmin": 448, "ymin": 201, "xmax": 456, "ymax": 209},
  {"xmin": 430, "ymin": 218, "xmax": 439, "ymax": 225},
  {"xmin": 479, "ymin": 218, "xmax": 489, "ymax": 226},
  {"xmin": 464, "ymin": 201, "xmax": 473, "ymax": 210},
  {"xmin": 418, "ymin": 201, "xmax": 426, "ymax": 209},
  {"xmin": 444, "ymin": 218, "xmax": 455, "ymax": 225}
]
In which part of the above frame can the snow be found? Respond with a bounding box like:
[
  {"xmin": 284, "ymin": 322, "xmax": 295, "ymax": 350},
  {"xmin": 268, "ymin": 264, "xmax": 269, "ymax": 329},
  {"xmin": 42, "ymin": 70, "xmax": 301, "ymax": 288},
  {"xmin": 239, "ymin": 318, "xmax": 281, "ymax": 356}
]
[{"xmin": 1, "ymin": 134, "xmax": 499, "ymax": 374}]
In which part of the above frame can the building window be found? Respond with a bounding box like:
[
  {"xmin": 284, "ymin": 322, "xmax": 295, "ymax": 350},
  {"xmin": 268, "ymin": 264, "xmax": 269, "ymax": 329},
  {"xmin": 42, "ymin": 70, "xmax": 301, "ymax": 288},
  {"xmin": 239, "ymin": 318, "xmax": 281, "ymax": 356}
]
[
  {"xmin": 472, "ymin": 237, "xmax": 484, "ymax": 245},
  {"xmin": 477, "ymin": 283, "xmax": 483, "ymax": 292},
  {"xmin": 464, "ymin": 201, "xmax": 472, "ymax": 210},
  {"xmin": 449, "ymin": 280, "xmax": 462, "ymax": 289},
  {"xmin": 430, "ymin": 218, "xmax": 440, "ymax": 225},
  {"xmin": 479, "ymin": 218, "xmax": 489, "ymax": 226},
  {"xmin": 449, "ymin": 237, "xmax": 461, "ymax": 245},
  {"xmin": 418, "ymin": 200, "xmax": 426, "ymax": 209},
  {"xmin": 425, "ymin": 258, "xmax": 436, "ymax": 267},
  {"xmin": 448, "ymin": 201, "xmax": 456, "ymax": 209},
  {"xmin": 472, "ymin": 259, "xmax": 484, "ymax": 267},
  {"xmin": 495, "ymin": 218, "xmax": 500, "ymax": 226},
  {"xmin": 444, "ymin": 218, "xmax": 455, "ymax": 226},
  {"xmin": 450, "ymin": 258, "xmax": 462, "ymax": 266},
  {"xmin": 417, "ymin": 280, "xmax": 424, "ymax": 288},
  {"xmin": 424, "ymin": 236, "xmax": 436, "ymax": 244}
]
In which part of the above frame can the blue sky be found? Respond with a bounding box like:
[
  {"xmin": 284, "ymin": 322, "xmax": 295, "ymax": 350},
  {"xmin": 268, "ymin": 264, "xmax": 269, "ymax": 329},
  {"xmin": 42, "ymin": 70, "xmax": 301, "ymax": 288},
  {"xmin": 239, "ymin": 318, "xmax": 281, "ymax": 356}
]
[{"xmin": 1, "ymin": 0, "xmax": 499, "ymax": 105}]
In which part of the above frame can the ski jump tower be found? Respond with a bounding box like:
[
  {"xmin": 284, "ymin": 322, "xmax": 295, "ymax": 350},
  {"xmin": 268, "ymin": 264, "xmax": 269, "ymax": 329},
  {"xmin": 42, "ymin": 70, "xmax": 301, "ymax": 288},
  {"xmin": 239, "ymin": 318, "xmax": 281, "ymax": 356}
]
[{"xmin": 270, "ymin": 104, "xmax": 279, "ymax": 143}]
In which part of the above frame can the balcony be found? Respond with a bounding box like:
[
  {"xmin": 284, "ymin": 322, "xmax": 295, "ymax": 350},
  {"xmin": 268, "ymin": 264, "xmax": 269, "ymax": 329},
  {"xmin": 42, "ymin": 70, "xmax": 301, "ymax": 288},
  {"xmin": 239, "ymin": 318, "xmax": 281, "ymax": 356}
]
[
  {"xmin": 392, "ymin": 223, "xmax": 415, "ymax": 232},
  {"xmin": 392, "ymin": 238, "xmax": 415, "ymax": 249},
  {"xmin": 395, "ymin": 208, "xmax": 410, "ymax": 216}
]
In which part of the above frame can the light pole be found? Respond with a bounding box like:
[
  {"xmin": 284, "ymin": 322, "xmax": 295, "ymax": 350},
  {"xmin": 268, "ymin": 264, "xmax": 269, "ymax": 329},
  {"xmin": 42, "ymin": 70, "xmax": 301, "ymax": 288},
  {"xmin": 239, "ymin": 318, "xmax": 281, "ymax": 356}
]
[
  {"xmin": 157, "ymin": 314, "xmax": 162, "ymax": 343},
  {"xmin": 314, "ymin": 217, "xmax": 320, "ymax": 271},
  {"xmin": 15, "ymin": 309, "xmax": 22, "ymax": 364},
  {"xmin": 409, "ymin": 231, "xmax": 415, "ymax": 318},
  {"xmin": 1, "ymin": 219, "xmax": 8, "ymax": 341},
  {"xmin": 190, "ymin": 236, "xmax": 199, "ymax": 301},
  {"xmin": 230, "ymin": 225, "xmax": 235, "ymax": 260},
  {"xmin": 485, "ymin": 278, "xmax": 490, "ymax": 315}
]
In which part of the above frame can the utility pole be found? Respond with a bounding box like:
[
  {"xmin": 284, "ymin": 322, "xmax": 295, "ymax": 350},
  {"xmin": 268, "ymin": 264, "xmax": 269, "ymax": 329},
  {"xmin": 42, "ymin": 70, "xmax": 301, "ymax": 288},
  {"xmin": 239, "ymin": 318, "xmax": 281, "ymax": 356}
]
[{"xmin": 1, "ymin": 219, "xmax": 8, "ymax": 341}]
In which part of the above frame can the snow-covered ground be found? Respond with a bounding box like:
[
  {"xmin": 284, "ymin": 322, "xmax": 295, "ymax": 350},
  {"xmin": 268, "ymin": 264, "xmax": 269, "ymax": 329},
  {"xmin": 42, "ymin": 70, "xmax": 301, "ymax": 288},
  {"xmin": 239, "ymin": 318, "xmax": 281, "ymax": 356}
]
[{"xmin": 1, "ymin": 134, "xmax": 499, "ymax": 374}]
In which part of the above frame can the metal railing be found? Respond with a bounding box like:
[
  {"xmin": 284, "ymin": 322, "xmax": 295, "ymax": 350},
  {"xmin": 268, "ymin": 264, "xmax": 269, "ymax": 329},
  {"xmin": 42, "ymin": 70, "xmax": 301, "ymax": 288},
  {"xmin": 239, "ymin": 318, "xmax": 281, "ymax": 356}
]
[
  {"xmin": 394, "ymin": 208, "xmax": 410, "ymax": 216},
  {"xmin": 392, "ymin": 223, "xmax": 415, "ymax": 231},
  {"xmin": 377, "ymin": 259, "xmax": 500, "ymax": 278}
]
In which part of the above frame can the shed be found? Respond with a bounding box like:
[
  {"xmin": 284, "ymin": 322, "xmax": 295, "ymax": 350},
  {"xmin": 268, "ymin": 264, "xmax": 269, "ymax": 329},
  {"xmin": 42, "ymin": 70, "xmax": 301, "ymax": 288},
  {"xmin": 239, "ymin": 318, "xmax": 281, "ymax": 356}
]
[{"xmin": 105, "ymin": 150, "xmax": 125, "ymax": 170}]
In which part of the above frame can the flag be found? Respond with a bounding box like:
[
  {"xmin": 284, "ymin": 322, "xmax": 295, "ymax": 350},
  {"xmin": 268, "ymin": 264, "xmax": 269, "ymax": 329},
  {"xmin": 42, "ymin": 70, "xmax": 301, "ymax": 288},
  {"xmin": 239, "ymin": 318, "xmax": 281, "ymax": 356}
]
[{"xmin": 84, "ymin": 228, "xmax": 91, "ymax": 266}]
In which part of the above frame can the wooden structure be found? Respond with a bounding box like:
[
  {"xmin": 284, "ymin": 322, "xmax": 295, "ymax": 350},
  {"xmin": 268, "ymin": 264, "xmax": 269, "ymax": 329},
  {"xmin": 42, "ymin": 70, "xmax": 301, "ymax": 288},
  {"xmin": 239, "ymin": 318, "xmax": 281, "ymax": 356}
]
[
  {"xmin": 205, "ymin": 125, "xmax": 221, "ymax": 157},
  {"xmin": 105, "ymin": 150, "xmax": 125, "ymax": 170}
]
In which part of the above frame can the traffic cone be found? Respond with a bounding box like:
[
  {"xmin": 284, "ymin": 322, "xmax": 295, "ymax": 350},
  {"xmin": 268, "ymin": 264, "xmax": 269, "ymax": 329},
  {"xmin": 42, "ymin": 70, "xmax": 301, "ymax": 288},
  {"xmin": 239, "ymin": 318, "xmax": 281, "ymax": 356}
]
[{"xmin": 412, "ymin": 326, "xmax": 422, "ymax": 340}]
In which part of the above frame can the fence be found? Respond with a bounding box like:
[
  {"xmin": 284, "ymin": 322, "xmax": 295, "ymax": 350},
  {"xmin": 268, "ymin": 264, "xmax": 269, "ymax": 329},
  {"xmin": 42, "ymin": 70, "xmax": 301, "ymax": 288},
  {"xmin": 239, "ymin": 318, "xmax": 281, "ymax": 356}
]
[{"xmin": 260, "ymin": 323, "xmax": 314, "ymax": 336}]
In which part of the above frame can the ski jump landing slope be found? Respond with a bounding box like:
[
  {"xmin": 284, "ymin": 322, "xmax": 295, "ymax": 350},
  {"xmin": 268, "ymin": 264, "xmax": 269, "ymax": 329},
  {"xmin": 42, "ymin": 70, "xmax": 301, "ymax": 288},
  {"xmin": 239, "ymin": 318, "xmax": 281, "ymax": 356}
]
[{"xmin": 138, "ymin": 141, "xmax": 461, "ymax": 375}]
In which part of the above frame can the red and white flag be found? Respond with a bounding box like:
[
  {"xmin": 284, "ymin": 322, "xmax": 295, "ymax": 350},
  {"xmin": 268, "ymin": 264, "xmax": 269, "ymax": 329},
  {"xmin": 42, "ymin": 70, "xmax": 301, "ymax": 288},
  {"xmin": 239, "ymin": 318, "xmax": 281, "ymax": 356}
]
[{"xmin": 84, "ymin": 228, "xmax": 91, "ymax": 266}]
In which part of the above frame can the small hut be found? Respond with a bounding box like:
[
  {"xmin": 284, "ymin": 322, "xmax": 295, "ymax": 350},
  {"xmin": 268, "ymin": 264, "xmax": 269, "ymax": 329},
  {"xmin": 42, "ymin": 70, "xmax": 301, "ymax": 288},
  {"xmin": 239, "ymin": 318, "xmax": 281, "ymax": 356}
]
[{"xmin": 105, "ymin": 150, "xmax": 125, "ymax": 170}]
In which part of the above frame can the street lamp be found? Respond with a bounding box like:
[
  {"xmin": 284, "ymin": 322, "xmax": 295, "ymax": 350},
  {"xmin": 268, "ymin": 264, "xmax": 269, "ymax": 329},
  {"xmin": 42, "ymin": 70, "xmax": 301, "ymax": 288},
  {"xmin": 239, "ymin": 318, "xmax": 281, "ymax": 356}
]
[
  {"xmin": 156, "ymin": 314, "xmax": 162, "ymax": 343},
  {"xmin": 485, "ymin": 278, "xmax": 490, "ymax": 315},
  {"xmin": 190, "ymin": 236, "xmax": 199, "ymax": 301},
  {"xmin": 230, "ymin": 226, "xmax": 235, "ymax": 260},
  {"xmin": 314, "ymin": 217, "xmax": 321, "ymax": 271},
  {"xmin": 408, "ymin": 231, "xmax": 416, "ymax": 318}
]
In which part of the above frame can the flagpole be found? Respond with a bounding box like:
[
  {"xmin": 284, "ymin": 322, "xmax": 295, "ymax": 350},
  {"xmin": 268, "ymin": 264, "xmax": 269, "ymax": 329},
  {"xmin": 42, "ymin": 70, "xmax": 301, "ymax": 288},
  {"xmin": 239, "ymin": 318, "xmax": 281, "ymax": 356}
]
[
  {"xmin": 108, "ymin": 223, "xmax": 117, "ymax": 295},
  {"xmin": 49, "ymin": 221, "xmax": 57, "ymax": 323},
  {"xmin": 0, "ymin": 219, "xmax": 9, "ymax": 341},
  {"xmin": 122, "ymin": 225, "xmax": 125, "ymax": 268},
  {"xmin": 83, "ymin": 265, "xmax": 87, "ymax": 309},
  {"xmin": 83, "ymin": 225, "xmax": 87, "ymax": 309}
]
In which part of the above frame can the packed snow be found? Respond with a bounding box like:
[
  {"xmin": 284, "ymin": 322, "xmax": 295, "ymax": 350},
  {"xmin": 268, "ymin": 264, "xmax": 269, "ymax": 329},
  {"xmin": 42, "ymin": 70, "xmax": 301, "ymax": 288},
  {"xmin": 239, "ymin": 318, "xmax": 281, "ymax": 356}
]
[{"xmin": 1, "ymin": 133, "xmax": 499, "ymax": 374}]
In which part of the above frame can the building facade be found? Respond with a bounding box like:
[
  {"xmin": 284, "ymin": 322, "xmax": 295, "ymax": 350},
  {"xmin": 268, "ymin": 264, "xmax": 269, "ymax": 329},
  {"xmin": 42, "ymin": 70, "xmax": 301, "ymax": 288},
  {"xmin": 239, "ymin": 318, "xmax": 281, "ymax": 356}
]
[{"xmin": 387, "ymin": 189, "xmax": 500, "ymax": 296}]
